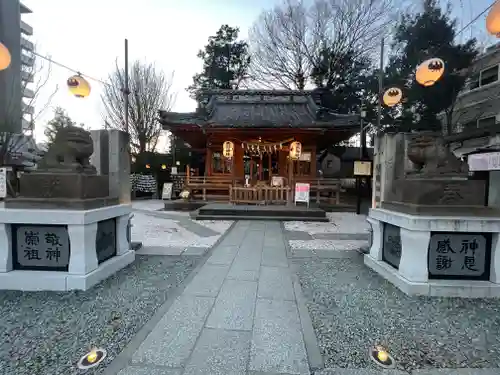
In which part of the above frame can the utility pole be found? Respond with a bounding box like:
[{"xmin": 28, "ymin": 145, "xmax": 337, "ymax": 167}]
[
  {"xmin": 124, "ymin": 39, "xmax": 130, "ymax": 135},
  {"xmin": 376, "ymin": 38, "xmax": 384, "ymax": 131},
  {"xmin": 356, "ymin": 107, "xmax": 367, "ymax": 215}
]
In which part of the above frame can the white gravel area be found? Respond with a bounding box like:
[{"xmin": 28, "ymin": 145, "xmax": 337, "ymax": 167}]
[
  {"xmin": 289, "ymin": 239, "xmax": 367, "ymax": 250},
  {"xmin": 284, "ymin": 213, "xmax": 370, "ymax": 235},
  {"xmin": 131, "ymin": 213, "xmax": 232, "ymax": 249},
  {"xmin": 196, "ymin": 220, "xmax": 233, "ymax": 233},
  {"xmin": 131, "ymin": 199, "xmax": 164, "ymax": 212}
]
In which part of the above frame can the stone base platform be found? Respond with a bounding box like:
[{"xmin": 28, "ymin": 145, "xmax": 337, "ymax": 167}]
[
  {"xmin": 0, "ymin": 204, "xmax": 135, "ymax": 291},
  {"xmin": 192, "ymin": 203, "xmax": 328, "ymax": 222},
  {"xmin": 0, "ymin": 251, "xmax": 135, "ymax": 291},
  {"xmin": 364, "ymin": 208, "xmax": 500, "ymax": 298}
]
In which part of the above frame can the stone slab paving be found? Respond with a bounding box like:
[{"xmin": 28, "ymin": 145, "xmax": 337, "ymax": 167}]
[{"xmin": 116, "ymin": 220, "xmax": 311, "ymax": 375}]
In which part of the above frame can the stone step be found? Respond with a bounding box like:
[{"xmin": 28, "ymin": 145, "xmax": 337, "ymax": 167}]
[{"xmin": 192, "ymin": 214, "xmax": 329, "ymax": 222}]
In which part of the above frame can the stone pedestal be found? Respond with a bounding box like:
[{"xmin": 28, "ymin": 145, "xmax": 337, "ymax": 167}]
[
  {"xmin": 5, "ymin": 173, "xmax": 118, "ymax": 209},
  {"xmin": 365, "ymin": 208, "xmax": 500, "ymax": 298},
  {"xmin": 382, "ymin": 178, "xmax": 495, "ymax": 215},
  {"xmin": 0, "ymin": 204, "xmax": 134, "ymax": 291}
]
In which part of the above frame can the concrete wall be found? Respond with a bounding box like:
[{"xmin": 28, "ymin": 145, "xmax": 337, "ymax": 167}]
[
  {"xmin": 489, "ymin": 171, "xmax": 500, "ymax": 209},
  {"xmin": 90, "ymin": 129, "xmax": 131, "ymax": 204},
  {"xmin": 372, "ymin": 132, "xmax": 414, "ymax": 207},
  {"xmin": 0, "ymin": 0, "xmax": 22, "ymax": 132}
]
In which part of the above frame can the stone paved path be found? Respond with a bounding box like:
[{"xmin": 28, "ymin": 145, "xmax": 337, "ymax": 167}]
[{"xmin": 116, "ymin": 220, "xmax": 311, "ymax": 375}]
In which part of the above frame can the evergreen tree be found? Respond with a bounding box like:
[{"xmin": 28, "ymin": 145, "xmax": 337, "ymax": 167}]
[
  {"xmin": 188, "ymin": 25, "xmax": 251, "ymax": 102},
  {"xmin": 382, "ymin": 0, "xmax": 478, "ymax": 133},
  {"xmin": 44, "ymin": 107, "xmax": 78, "ymax": 146}
]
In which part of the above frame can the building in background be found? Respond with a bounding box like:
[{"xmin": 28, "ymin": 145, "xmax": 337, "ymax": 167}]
[
  {"xmin": 447, "ymin": 42, "xmax": 500, "ymax": 134},
  {"xmin": 0, "ymin": 0, "xmax": 34, "ymax": 134},
  {"xmin": 442, "ymin": 42, "xmax": 500, "ymax": 210}
]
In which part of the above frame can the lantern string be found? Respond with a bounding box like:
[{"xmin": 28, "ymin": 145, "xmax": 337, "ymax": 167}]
[
  {"xmin": 31, "ymin": 51, "xmax": 111, "ymax": 87},
  {"xmin": 23, "ymin": 1, "xmax": 498, "ymax": 91},
  {"xmin": 455, "ymin": 1, "xmax": 496, "ymax": 39}
]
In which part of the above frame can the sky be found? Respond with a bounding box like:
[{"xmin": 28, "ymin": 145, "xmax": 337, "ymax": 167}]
[{"xmin": 22, "ymin": 0, "xmax": 496, "ymax": 148}]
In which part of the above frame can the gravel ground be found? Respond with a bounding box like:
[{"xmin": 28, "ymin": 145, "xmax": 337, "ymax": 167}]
[
  {"xmin": 0, "ymin": 255, "xmax": 200, "ymax": 375},
  {"xmin": 294, "ymin": 256, "xmax": 500, "ymax": 372}
]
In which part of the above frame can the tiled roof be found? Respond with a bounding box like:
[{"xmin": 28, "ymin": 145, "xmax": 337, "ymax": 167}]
[{"xmin": 159, "ymin": 90, "xmax": 359, "ymax": 129}]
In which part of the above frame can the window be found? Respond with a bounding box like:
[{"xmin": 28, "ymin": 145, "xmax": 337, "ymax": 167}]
[
  {"xmin": 461, "ymin": 116, "xmax": 496, "ymax": 131},
  {"xmin": 211, "ymin": 152, "xmax": 231, "ymax": 174},
  {"xmin": 480, "ymin": 66, "xmax": 498, "ymax": 86},
  {"xmin": 467, "ymin": 65, "xmax": 499, "ymax": 90},
  {"xmin": 478, "ymin": 116, "xmax": 496, "ymax": 128}
]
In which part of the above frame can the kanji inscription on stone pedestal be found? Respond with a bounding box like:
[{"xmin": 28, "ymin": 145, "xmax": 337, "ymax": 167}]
[
  {"xmin": 14, "ymin": 225, "xmax": 70, "ymax": 270},
  {"xmin": 382, "ymin": 223, "xmax": 402, "ymax": 269},
  {"xmin": 428, "ymin": 233, "xmax": 487, "ymax": 278}
]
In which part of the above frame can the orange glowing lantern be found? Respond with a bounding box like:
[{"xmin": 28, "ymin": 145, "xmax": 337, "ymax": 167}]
[
  {"xmin": 289, "ymin": 141, "xmax": 302, "ymax": 160},
  {"xmin": 382, "ymin": 87, "xmax": 403, "ymax": 107},
  {"xmin": 415, "ymin": 58, "xmax": 445, "ymax": 87},
  {"xmin": 486, "ymin": 1, "xmax": 500, "ymax": 38},
  {"xmin": 67, "ymin": 74, "xmax": 91, "ymax": 98},
  {"xmin": 223, "ymin": 141, "xmax": 234, "ymax": 158},
  {"xmin": 0, "ymin": 42, "xmax": 11, "ymax": 71}
]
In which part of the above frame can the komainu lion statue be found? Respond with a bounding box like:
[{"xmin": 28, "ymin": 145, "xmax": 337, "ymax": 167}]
[
  {"xmin": 37, "ymin": 126, "xmax": 97, "ymax": 174},
  {"xmin": 406, "ymin": 132, "xmax": 468, "ymax": 176}
]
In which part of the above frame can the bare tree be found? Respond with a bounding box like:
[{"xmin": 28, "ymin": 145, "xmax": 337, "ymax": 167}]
[
  {"xmin": 101, "ymin": 61, "xmax": 176, "ymax": 155},
  {"xmin": 248, "ymin": 0, "xmax": 399, "ymax": 90},
  {"xmin": 22, "ymin": 47, "xmax": 59, "ymax": 129}
]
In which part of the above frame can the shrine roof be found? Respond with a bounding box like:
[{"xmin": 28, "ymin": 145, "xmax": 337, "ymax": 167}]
[{"xmin": 159, "ymin": 90, "xmax": 359, "ymax": 130}]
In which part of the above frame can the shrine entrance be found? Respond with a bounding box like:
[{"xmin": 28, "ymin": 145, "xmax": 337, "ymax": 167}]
[{"xmin": 244, "ymin": 152, "xmax": 280, "ymax": 184}]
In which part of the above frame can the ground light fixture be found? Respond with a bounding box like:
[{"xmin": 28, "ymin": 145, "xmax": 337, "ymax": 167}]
[
  {"xmin": 77, "ymin": 348, "xmax": 107, "ymax": 370},
  {"xmin": 369, "ymin": 345, "xmax": 396, "ymax": 369}
]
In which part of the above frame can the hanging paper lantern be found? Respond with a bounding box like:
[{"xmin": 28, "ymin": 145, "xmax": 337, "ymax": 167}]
[
  {"xmin": 67, "ymin": 74, "xmax": 91, "ymax": 98},
  {"xmin": 382, "ymin": 87, "xmax": 403, "ymax": 107},
  {"xmin": 223, "ymin": 141, "xmax": 234, "ymax": 158},
  {"xmin": 486, "ymin": 1, "xmax": 500, "ymax": 37},
  {"xmin": 289, "ymin": 141, "xmax": 302, "ymax": 160},
  {"xmin": 415, "ymin": 58, "xmax": 445, "ymax": 87},
  {"xmin": 0, "ymin": 42, "xmax": 11, "ymax": 71}
]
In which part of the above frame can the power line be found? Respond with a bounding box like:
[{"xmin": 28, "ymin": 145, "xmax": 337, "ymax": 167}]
[
  {"xmin": 454, "ymin": 0, "xmax": 496, "ymax": 39},
  {"xmin": 31, "ymin": 50, "xmax": 110, "ymax": 87}
]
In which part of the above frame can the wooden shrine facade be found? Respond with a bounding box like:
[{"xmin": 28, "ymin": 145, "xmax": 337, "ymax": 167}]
[{"xmin": 159, "ymin": 90, "xmax": 360, "ymax": 204}]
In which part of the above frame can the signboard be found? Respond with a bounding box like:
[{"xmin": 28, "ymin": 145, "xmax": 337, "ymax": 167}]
[
  {"xmin": 271, "ymin": 176, "xmax": 284, "ymax": 187},
  {"xmin": 382, "ymin": 223, "xmax": 401, "ymax": 269},
  {"xmin": 162, "ymin": 183, "xmax": 173, "ymax": 200},
  {"xmin": 171, "ymin": 166, "xmax": 178, "ymax": 175},
  {"xmin": 299, "ymin": 152, "xmax": 311, "ymax": 162},
  {"xmin": 468, "ymin": 152, "xmax": 500, "ymax": 171},
  {"xmin": 14, "ymin": 225, "xmax": 70, "ymax": 271},
  {"xmin": 0, "ymin": 168, "xmax": 6, "ymax": 198},
  {"xmin": 294, "ymin": 183, "xmax": 310, "ymax": 205},
  {"xmin": 354, "ymin": 161, "xmax": 372, "ymax": 176},
  {"xmin": 96, "ymin": 219, "xmax": 117, "ymax": 264},
  {"xmin": 428, "ymin": 233, "xmax": 489, "ymax": 279}
]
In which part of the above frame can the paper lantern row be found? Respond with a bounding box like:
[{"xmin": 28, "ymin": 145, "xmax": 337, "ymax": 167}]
[{"xmin": 222, "ymin": 140, "xmax": 302, "ymax": 160}]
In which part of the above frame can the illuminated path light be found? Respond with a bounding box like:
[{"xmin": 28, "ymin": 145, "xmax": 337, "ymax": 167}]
[
  {"xmin": 369, "ymin": 345, "xmax": 396, "ymax": 369},
  {"xmin": 77, "ymin": 348, "xmax": 107, "ymax": 370}
]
